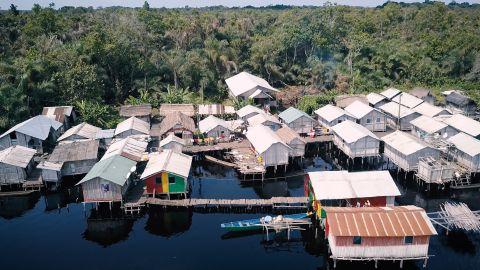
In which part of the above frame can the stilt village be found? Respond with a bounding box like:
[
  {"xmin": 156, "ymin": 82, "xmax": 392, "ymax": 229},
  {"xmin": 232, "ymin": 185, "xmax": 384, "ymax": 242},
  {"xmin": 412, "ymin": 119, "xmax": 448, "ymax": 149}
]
[{"xmin": 2, "ymin": 71, "xmax": 480, "ymax": 268}]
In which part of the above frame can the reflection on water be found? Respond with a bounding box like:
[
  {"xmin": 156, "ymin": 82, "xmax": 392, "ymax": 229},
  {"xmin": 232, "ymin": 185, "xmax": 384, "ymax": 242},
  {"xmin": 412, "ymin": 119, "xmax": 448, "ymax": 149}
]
[
  {"xmin": 1, "ymin": 154, "xmax": 480, "ymax": 269},
  {"xmin": 0, "ymin": 193, "xmax": 40, "ymax": 219},
  {"xmin": 145, "ymin": 207, "xmax": 192, "ymax": 238}
]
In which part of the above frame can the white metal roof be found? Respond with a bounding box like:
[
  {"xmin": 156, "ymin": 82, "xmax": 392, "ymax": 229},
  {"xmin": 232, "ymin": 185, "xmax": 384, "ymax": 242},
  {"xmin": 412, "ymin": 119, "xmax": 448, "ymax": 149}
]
[
  {"xmin": 199, "ymin": 115, "xmax": 230, "ymax": 133},
  {"xmin": 314, "ymin": 104, "xmax": 351, "ymax": 122},
  {"xmin": 236, "ymin": 105, "xmax": 265, "ymax": 118},
  {"xmin": 58, "ymin": 122, "xmax": 101, "ymax": 141},
  {"xmin": 413, "ymin": 102, "xmax": 451, "ymax": 118},
  {"xmin": 366, "ymin": 93, "xmax": 386, "ymax": 105},
  {"xmin": 344, "ymin": 100, "xmax": 374, "ymax": 119},
  {"xmin": 382, "ymin": 130, "xmax": 431, "ymax": 156},
  {"xmin": 410, "ymin": 115, "xmax": 447, "ymax": 134},
  {"xmin": 247, "ymin": 113, "xmax": 281, "ymax": 127},
  {"xmin": 225, "ymin": 71, "xmax": 277, "ymax": 97},
  {"xmin": 101, "ymin": 137, "xmax": 148, "ymax": 162},
  {"xmin": 392, "ymin": 92, "xmax": 424, "ymax": 108},
  {"xmin": 0, "ymin": 145, "xmax": 36, "ymax": 168},
  {"xmin": 159, "ymin": 133, "xmax": 185, "ymax": 147},
  {"xmin": 114, "ymin": 117, "xmax": 150, "ymax": 136},
  {"xmin": 140, "ymin": 150, "xmax": 192, "ymax": 179},
  {"xmin": 331, "ymin": 120, "xmax": 379, "ymax": 143},
  {"xmin": 448, "ymin": 132, "xmax": 480, "ymax": 157},
  {"xmin": 0, "ymin": 115, "xmax": 62, "ymax": 141},
  {"xmin": 380, "ymin": 87, "xmax": 401, "ymax": 99},
  {"xmin": 437, "ymin": 114, "xmax": 480, "ymax": 138},
  {"xmin": 308, "ymin": 170, "xmax": 401, "ymax": 200},
  {"xmin": 245, "ymin": 125, "xmax": 290, "ymax": 154},
  {"xmin": 379, "ymin": 102, "xmax": 417, "ymax": 118},
  {"xmin": 225, "ymin": 119, "xmax": 244, "ymax": 131}
]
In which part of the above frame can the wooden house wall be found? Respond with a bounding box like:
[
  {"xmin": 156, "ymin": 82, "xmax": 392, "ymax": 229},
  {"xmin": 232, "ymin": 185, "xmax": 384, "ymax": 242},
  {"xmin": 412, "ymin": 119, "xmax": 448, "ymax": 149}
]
[
  {"xmin": 61, "ymin": 159, "xmax": 97, "ymax": 176},
  {"xmin": 328, "ymin": 235, "xmax": 430, "ymax": 259},
  {"xmin": 144, "ymin": 171, "xmax": 187, "ymax": 195},
  {"xmin": 0, "ymin": 132, "xmax": 42, "ymax": 152},
  {"xmin": 287, "ymin": 115, "xmax": 317, "ymax": 134},
  {"xmin": 333, "ymin": 135, "xmax": 379, "ymax": 158},
  {"xmin": 411, "ymin": 125, "xmax": 458, "ymax": 140},
  {"xmin": 384, "ymin": 145, "xmax": 439, "ymax": 172},
  {"xmin": 260, "ymin": 142, "xmax": 290, "ymax": 167},
  {"xmin": 205, "ymin": 125, "xmax": 231, "ymax": 139},
  {"xmin": 0, "ymin": 163, "xmax": 27, "ymax": 184},
  {"xmin": 41, "ymin": 169, "xmax": 62, "ymax": 183},
  {"xmin": 417, "ymin": 161, "xmax": 455, "ymax": 183},
  {"xmin": 162, "ymin": 142, "xmax": 183, "ymax": 153},
  {"xmin": 81, "ymin": 177, "xmax": 129, "ymax": 202},
  {"xmin": 385, "ymin": 113, "xmax": 420, "ymax": 131},
  {"xmin": 453, "ymin": 151, "xmax": 480, "ymax": 173},
  {"xmin": 286, "ymin": 138, "xmax": 305, "ymax": 157},
  {"xmin": 357, "ymin": 110, "xmax": 386, "ymax": 132}
]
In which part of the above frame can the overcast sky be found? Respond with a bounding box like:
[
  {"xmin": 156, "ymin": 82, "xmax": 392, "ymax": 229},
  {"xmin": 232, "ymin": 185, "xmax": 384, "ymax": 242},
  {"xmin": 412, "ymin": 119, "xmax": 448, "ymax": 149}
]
[{"xmin": 3, "ymin": 0, "xmax": 479, "ymax": 10}]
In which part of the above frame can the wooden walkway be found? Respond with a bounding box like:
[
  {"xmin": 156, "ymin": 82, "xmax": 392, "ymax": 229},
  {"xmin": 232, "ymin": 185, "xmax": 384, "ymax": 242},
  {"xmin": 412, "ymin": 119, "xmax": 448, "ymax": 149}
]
[
  {"xmin": 184, "ymin": 140, "xmax": 250, "ymax": 153},
  {"xmin": 145, "ymin": 196, "xmax": 308, "ymax": 209},
  {"xmin": 204, "ymin": 155, "xmax": 237, "ymax": 168}
]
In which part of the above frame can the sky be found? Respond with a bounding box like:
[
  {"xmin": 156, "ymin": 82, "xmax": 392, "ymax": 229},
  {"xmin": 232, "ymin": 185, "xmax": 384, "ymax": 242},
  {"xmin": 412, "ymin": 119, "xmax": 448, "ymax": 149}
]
[{"xmin": 3, "ymin": 0, "xmax": 480, "ymax": 10}]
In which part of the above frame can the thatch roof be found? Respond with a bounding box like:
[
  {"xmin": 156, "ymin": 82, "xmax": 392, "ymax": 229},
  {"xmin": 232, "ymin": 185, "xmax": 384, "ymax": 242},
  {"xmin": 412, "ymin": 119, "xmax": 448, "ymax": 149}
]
[
  {"xmin": 48, "ymin": 140, "xmax": 99, "ymax": 163},
  {"xmin": 119, "ymin": 104, "xmax": 152, "ymax": 117},
  {"xmin": 157, "ymin": 112, "xmax": 195, "ymax": 136},
  {"xmin": 158, "ymin": 104, "xmax": 195, "ymax": 117}
]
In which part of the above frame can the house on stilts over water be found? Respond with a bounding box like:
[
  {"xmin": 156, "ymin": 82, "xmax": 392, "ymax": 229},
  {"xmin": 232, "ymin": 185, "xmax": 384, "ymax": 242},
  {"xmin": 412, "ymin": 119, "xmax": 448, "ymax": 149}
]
[
  {"xmin": 379, "ymin": 102, "xmax": 420, "ymax": 131},
  {"xmin": 77, "ymin": 155, "xmax": 137, "ymax": 204},
  {"xmin": 306, "ymin": 170, "xmax": 401, "ymax": 218},
  {"xmin": 0, "ymin": 146, "xmax": 36, "ymax": 187},
  {"xmin": 37, "ymin": 139, "xmax": 100, "ymax": 188},
  {"xmin": 114, "ymin": 117, "xmax": 150, "ymax": 139},
  {"xmin": 330, "ymin": 120, "xmax": 380, "ymax": 160},
  {"xmin": 159, "ymin": 134, "xmax": 185, "ymax": 153},
  {"xmin": 314, "ymin": 104, "xmax": 354, "ymax": 131},
  {"xmin": 275, "ymin": 126, "xmax": 306, "ymax": 160},
  {"xmin": 344, "ymin": 101, "xmax": 386, "ymax": 132},
  {"xmin": 278, "ymin": 107, "xmax": 318, "ymax": 135},
  {"xmin": 140, "ymin": 150, "xmax": 193, "ymax": 199},
  {"xmin": 322, "ymin": 206, "xmax": 437, "ymax": 268}
]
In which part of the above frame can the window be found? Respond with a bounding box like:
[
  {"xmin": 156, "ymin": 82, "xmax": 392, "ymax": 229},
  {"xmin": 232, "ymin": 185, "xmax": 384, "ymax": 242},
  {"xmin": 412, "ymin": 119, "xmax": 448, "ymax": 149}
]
[
  {"xmin": 404, "ymin": 236, "xmax": 413, "ymax": 244},
  {"xmin": 168, "ymin": 176, "xmax": 176, "ymax": 184},
  {"xmin": 101, "ymin": 183, "xmax": 110, "ymax": 192},
  {"xmin": 376, "ymin": 117, "xmax": 381, "ymax": 123},
  {"xmin": 338, "ymin": 120, "xmax": 343, "ymax": 124},
  {"xmin": 9, "ymin": 132, "xmax": 16, "ymax": 140},
  {"xmin": 353, "ymin": 236, "xmax": 362, "ymax": 245},
  {"xmin": 155, "ymin": 177, "xmax": 162, "ymax": 185},
  {"xmin": 366, "ymin": 118, "xmax": 372, "ymax": 124}
]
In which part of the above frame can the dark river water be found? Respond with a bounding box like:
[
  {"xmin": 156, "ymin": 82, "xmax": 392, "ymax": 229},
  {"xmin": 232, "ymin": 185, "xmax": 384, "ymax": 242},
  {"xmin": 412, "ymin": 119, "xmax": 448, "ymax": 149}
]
[{"xmin": 1, "ymin": 155, "xmax": 480, "ymax": 270}]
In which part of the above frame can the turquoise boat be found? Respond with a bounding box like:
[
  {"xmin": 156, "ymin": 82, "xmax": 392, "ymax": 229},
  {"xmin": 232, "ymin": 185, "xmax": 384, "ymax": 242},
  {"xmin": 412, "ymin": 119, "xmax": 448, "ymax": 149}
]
[{"xmin": 220, "ymin": 213, "xmax": 309, "ymax": 232}]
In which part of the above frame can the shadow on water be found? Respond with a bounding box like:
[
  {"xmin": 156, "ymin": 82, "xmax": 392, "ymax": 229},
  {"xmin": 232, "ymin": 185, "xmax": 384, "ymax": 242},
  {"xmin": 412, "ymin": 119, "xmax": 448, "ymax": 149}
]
[
  {"xmin": 0, "ymin": 193, "xmax": 40, "ymax": 219},
  {"xmin": 145, "ymin": 206, "xmax": 192, "ymax": 238}
]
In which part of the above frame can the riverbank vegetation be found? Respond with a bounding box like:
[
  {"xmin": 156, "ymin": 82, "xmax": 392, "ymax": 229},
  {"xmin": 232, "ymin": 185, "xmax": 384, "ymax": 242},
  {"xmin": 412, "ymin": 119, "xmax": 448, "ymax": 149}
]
[{"xmin": 1, "ymin": 2, "xmax": 479, "ymax": 129}]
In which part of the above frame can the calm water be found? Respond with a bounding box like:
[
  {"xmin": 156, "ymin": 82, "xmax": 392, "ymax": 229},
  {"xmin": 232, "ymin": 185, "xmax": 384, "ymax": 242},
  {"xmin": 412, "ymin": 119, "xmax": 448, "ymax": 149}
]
[{"xmin": 1, "ymin": 157, "xmax": 480, "ymax": 270}]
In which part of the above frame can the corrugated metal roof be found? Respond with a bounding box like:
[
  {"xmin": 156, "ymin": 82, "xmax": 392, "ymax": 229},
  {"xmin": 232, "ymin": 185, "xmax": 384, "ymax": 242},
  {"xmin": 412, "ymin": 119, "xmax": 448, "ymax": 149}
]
[
  {"xmin": 225, "ymin": 119, "xmax": 244, "ymax": 131},
  {"xmin": 446, "ymin": 91, "xmax": 475, "ymax": 106},
  {"xmin": 413, "ymin": 102, "xmax": 451, "ymax": 118},
  {"xmin": 36, "ymin": 160, "xmax": 62, "ymax": 171},
  {"xmin": 448, "ymin": 132, "xmax": 480, "ymax": 157},
  {"xmin": 199, "ymin": 115, "xmax": 230, "ymax": 133},
  {"xmin": 366, "ymin": 93, "xmax": 386, "ymax": 105},
  {"xmin": 331, "ymin": 120, "xmax": 379, "ymax": 143},
  {"xmin": 42, "ymin": 106, "xmax": 73, "ymax": 123},
  {"xmin": 344, "ymin": 101, "xmax": 374, "ymax": 119},
  {"xmin": 225, "ymin": 71, "xmax": 277, "ymax": 97},
  {"xmin": 314, "ymin": 104, "xmax": 352, "ymax": 122},
  {"xmin": 382, "ymin": 130, "xmax": 430, "ymax": 156},
  {"xmin": 102, "ymin": 137, "xmax": 148, "ymax": 162},
  {"xmin": 140, "ymin": 150, "xmax": 192, "ymax": 179},
  {"xmin": 245, "ymin": 125, "xmax": 290, "ymax": 154},
  {"xmin": 77, "ymin": 155, "xmax": 136, "ymax": 186},
  {"xmin": 114, "ymin": 117, "xmax": 150, "ymax": 136},
  {"xmin": 379, "ymin": 102, "xmax": 417, "ymax": 118},
  {"xmin": 410, "ymin": 115, "xmax": 447, "ymax": 134},
  {"xmin": 0, "ymin": 145, "xmax": 36, "ymax": 168},
  {"xmin": 392, "ymin": 92, "xmax": 424, "ymax": 108},
  {"xmin": 58, "ymin": 122, "xmax": 101, "ymax": 141},
  {"xmin": 0, "ymin": 115, "xmax": 63, "ymax": 141},
  {"xmin": 158, "ymin": 104, "xmax": 195, "ymax": 117},
  {"xmin": 380, "ymin": 87, "xmax": 401, "ymax": 100},
  {"xmin": 49, "ymin": 140, "xmax": 99, "ymax": 163},
  {"xmin": 308, "ymin": 170, "xmax": 400, "ymax": 200},
  {"xmin": 278, "ymin": 107, "xmax": 313, "ymax": 124},
  {"xmin": 119, "ymin": 104, "xmax": 152, "ymax": 117},
  {"xmin": 236, "ymin": 105, "xmax": 265, "ymax": 118},
  {"xmin": 275, "ymin": 126, "xmax": 306, "ymax": 144},
  {"xmin": 323, "ymin": 206, "xmax": 437, "ymax": 237},
  {"xmin": 159, "ymin": 134, "xmax": 185, "ymax": 147},
  {"xmin": 247, "ymin": 113, "xmax": 281, "ymax": 127},
  {"xmin": 437, "ymin": 114, "xmax": 480, "ymax": 137}
]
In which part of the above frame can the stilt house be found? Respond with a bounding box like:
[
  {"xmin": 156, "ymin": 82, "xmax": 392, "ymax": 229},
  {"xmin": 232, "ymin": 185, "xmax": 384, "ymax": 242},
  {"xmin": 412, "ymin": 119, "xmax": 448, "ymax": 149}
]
[
  {"xmin": 447, "ymin": 132, "xmax": 480, "ymax": 173},
  {"xmin": 0, "ymin": 146, "xmax": 36, "ymax": 185},
  {"xmin": 155, "ymin": 112, "xmax": 195, "ymax": 144},
  {"xmin": 344, "ymin": 101, "xmax": 386, "ymax": 132},
  {"xmin": 159, "ymin": 134, "xmax": 185, "ymax": 153},
  {"xmin": 436, "ymin": 114, "xmax": 480, "ymax": 139},
  {"xmin": 278, "ymin": 107, "xmax": 318, "ymax": 134},
  {"xmin": 314, "ymin": 104, "xmax": 354, "ymax": 130},
  {"xmin": 379, "ymin": 102, "xmax": 420, "ymax": 131},
  {"xmin": 236, "ymin": 105, "xmax": 265, "ymax": 121},
  {"xmin": 247, "ymin": 113, "xmax": 282, "ymax": 131},
  {"xmin": 366, "ymin": 93, "xmax": 388, "ymax": 108},
  {"xmin": 275, "ymin": 126, "xmax": 306, "ymax": 158},
  {"xmin": 331, "ymin": 120, "xmax": 380, "ymax": 158},
  {"xmin": 410, "ymin": 115, "xmax": 458, "ymax": 140},
  {"xmin": 198, "ymin": 115, "xmax": 232, "ymax": 140},
  {"xmin": 245, "ymin": 125, "xmax": 290, "ymax": 168},
  {"xmin": 114, "ymin": 117, "xmax": 150, "ymax": 139}
]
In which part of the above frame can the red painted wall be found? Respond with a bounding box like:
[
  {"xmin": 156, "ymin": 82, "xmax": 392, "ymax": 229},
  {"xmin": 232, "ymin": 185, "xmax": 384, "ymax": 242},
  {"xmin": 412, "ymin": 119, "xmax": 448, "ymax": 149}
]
[
  {"xmin": 145, "ymin": 173, "xmax": 163, "ymax": 194},
  {"xmin": 348, "ymin": 196, "xmax": 387, "ymax": 207}
]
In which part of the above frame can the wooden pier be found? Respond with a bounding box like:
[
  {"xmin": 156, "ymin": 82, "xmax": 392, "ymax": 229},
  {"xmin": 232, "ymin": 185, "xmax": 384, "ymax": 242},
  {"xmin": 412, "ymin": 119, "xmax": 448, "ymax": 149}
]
[{"xmin": 184, "ymin": 140, "xmax": 251, "ymax": 154}]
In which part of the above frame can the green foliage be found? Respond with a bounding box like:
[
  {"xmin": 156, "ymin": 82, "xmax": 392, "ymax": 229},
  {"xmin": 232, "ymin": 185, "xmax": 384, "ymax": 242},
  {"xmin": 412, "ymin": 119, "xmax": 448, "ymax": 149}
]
[
  {"xmin": 297, "ymin": 91, "xmax": 338, "ymax": 115},
  {"xmin": 75, "ymin": 100, "xmax": 120, "ymax": 129}
]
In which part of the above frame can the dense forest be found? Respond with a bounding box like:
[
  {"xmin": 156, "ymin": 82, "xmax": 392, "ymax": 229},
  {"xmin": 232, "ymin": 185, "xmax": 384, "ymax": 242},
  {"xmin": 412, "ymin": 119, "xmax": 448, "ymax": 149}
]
[{"xmin": 1, "ymin": 2, "xmax": 480, "ymax": 130}]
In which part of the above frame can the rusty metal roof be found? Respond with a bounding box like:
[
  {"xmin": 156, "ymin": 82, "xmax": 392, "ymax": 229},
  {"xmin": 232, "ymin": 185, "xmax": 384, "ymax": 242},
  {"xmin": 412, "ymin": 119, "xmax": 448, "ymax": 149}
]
[{"xmin": 323, "ymin": 206, "xmax": 437, "ymax": 237}]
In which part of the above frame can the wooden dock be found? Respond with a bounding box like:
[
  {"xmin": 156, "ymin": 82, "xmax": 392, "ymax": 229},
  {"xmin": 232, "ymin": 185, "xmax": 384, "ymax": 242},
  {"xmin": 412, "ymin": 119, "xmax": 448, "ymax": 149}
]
[
  {"xmin": 303, "ymin": 135, "xmax": 332, "ymax": 143},
  {"xmin": 184, "ymin": 140, "xmax": 251, "ymax": 154},
  {"xmin": 204, "ymin": 155, "xmax": 237, "ymax": 168}
]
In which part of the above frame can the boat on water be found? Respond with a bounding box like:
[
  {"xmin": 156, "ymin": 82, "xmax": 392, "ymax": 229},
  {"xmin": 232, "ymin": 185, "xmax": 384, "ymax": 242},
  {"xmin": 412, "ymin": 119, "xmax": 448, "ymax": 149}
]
[{"xmin": 220, "ymin": 213, "xmax": 310, "ymax": 232}]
